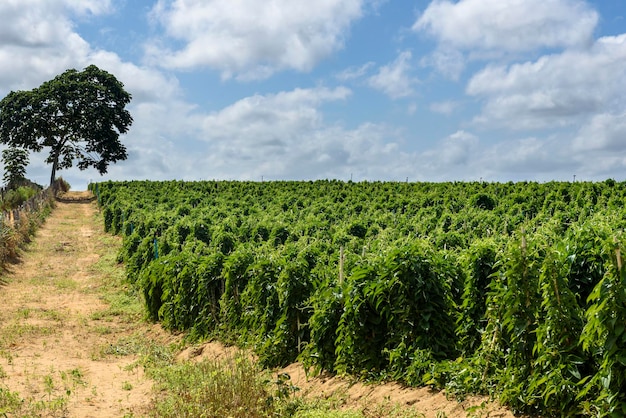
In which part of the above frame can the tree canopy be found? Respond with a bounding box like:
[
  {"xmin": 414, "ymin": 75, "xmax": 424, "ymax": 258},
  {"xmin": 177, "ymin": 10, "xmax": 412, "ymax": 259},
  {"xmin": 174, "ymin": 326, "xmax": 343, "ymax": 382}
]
[
  {"xmin": 0, "ymin": 65, "xmax": 133, "ymax": 186},
  {"xmin": 2, "ymin": 147, "xmax": 29, "ymax": 189}
]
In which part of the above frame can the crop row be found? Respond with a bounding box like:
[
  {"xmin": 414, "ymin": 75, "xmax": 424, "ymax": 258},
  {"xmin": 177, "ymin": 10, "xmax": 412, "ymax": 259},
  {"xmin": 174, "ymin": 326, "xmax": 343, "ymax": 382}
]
[{"xmin": 93, "ymin": 179, "xmax": 626, "ymax": 416}]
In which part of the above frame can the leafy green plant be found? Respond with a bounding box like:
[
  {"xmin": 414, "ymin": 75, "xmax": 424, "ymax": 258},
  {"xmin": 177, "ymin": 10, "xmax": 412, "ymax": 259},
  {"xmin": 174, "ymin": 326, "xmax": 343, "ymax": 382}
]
[
  {"xmin": 456, "ymin": 239, "xmax": 499, "ymax": 355},
  {"xmin": 94, "ymin": 179, "xmax": 626, "ymax": 416},
  {"xmin": 579, "ymin": 235, "xmax": 626, "ymax": 417}
]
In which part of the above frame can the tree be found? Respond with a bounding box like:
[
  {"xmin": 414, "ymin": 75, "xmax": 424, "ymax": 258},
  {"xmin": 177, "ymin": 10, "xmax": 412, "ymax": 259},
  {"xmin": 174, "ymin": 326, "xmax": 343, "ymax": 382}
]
[
  {"xmin": 2, "ymin": 147, "xmax": 29, "ymax": 189},
  {"xmin": 0, "ymin": 65, "xmax": 132, "ymax": 186}
]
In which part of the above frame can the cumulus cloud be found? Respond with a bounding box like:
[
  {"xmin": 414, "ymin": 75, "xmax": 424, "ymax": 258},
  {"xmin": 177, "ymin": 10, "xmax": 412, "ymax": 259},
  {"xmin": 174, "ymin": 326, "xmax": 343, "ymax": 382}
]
[
  {"xmin": 483, "ymin": 137, "xmax": 561, "ymax": 174},
  {"xmin": 367, "ymin": 51, "xmax": 417, "ymax": 99},
  {"xmin": 414, "ymin": 0, "xmax": 597, "ymax": 52},
  {"xmin": 0, "ymin": 0, "xmax": 103, "ymax": 92},
  {"xmin": 197, "ymin": 87, "xmax": 357, "ymax": 178},
  {"xmin": 413, "ymin": 0, "xmax": 598, "ymax": 79},
  {"xmin": 573, "ymin": 113, "xmax": 626, "ymax": 153},
  {"xmin": 147, "ymin": 0, "xmax": 365, "ymax": 80},
  {"xmin": 64, "ymin": 0, "xmax": 113, "ymax": 16},
  {"xmin": 440, "ymin": 131, "xmax": 478, "ymax": 165},
  {"xmin": 420, "ymin": 130, "xmax": 479, "ymax": 176},
  {"xmin": 200, "ymin": 87, "xmax": 351, "ymax": 142},
  {"xmin": 120, "ymin": 86, "xmax": 420, "ymax": 182},
  {"xmin": 88, "ymin": 50, "xmax": 183, "ymax": 104},
  {"xmin": 420, "ymin": 47, "xmax": 465, "ymax": 80},
  {"xmin": 467, "ymin": 34, "xmax": 626, "ymax": 130}
]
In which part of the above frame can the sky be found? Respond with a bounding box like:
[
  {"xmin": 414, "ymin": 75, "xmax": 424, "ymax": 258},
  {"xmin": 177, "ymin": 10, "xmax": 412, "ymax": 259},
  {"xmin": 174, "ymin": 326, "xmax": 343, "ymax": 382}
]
[{"xmin": 0, "ymin": 0, "xmax": 625, "ymax": 189}]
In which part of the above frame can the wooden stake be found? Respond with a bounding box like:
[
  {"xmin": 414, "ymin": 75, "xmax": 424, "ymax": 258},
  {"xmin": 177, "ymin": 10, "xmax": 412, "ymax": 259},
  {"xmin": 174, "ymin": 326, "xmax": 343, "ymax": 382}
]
[
  {"xmin": 339, "ymin": 246, "xmax": 345, "ymax": 285},
  {"xmin": 297, "ymin": 313, "xmax": 301, "ymax": 353},
  {"xmin": 615, "ymin": 237, "xmax": 622, "ymax": 272}
]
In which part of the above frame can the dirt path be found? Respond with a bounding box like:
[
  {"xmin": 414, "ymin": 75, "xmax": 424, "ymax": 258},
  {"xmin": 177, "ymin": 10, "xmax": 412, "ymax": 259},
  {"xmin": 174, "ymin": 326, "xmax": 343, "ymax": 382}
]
[{"xmin": 0, "ymin": 193, "xmax": 169, "ymax": 417}]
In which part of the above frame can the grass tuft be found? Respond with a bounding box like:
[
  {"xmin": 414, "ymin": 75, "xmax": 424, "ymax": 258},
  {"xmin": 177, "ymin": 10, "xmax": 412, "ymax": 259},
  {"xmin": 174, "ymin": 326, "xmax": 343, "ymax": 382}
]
[{"xmin": 148, "ymin": 354, "xmax": 274, "ymax": 418}]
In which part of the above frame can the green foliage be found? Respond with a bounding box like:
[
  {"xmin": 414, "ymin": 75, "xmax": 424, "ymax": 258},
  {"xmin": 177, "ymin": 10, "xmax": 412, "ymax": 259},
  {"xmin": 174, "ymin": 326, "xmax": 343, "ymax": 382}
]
[
  {"xmin": 0, "ymin": 186, "xmax": 53, "ymax": 272},
  {"xmin": 0, "ymin": 185, "xmax": 37, "ymax": 211},
  {"xmin": 303, "ymin": 280, "xmax": 344, "ymax": 374},
  {"xmin": 528, "ymin": 243, "xmax": 586, "ymax": 415},
  {"xmin": 336, "ymin": 241, "xmax": 458, "ymax": 378},
  {"xmin": 579, "ymin": 236, "xmax": 626, "ymax": 417},
  {"xmin": 149, "ymin": 355, "xmax": 274, "ymax": 418},
  {"xmin": 95, "ymin": 179, "xmax": 626, "ymax": 416},
  {"xmin": 0, "ymin": 65, "xmax": 132, "ymax": 185},
  {"xmin": 456, "ymin": 239, "xmax": 499, "ymax": 355},
  {"xmin": 259, "ymin": 248, "xmax": 315, "ymax": 367},
  {"xmin": 1, "ymin": 147, "xmax": 29, "ymax": 189},
  {"xmin": 471, "ymin": 193, "xmax": 495, "ymax": 210}
]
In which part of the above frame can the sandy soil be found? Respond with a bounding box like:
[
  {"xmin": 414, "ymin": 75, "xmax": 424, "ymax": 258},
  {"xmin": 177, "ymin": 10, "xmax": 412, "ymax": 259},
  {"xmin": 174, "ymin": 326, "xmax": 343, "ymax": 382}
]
[
  {"xmin": 0, "ymin": 192, "xmax": 519, "ymax": 417},
  {"xmin": 0, "ymin": 192, "xmax": 170, "ymax": 417}
]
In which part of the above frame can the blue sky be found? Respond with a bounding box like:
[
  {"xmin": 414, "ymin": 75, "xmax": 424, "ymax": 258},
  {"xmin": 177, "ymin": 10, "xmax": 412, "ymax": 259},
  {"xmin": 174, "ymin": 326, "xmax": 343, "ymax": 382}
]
[{"xmin": 0, "ymin": 0, "xmax": 625, "ymax": 189}]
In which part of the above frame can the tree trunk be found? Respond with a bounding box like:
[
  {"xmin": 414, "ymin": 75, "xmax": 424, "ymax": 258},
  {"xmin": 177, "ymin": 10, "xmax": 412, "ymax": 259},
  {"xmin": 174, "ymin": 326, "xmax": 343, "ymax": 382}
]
[
  {"xmin": 50, "ymin": 156, "xmax": 58, "ymax": 188},
  {"xmin": 49, "ymin": 140, "xmax": 62, "ymax": 188}
]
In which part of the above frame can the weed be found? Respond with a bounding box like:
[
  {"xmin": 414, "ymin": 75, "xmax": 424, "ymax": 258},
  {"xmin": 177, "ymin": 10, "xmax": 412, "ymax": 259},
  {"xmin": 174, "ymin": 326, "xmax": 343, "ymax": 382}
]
[
  {"xmin": 91, "ymin": 290, "xmax": 143, "ymax": 323},
  {"xmin": 148, "ymin": 354, "xmax": 273, "ymax": 418},
  {"xmin": 93, "ymin": 325, "xmax": 113, "ymax": 335},
  {"xmin": 0, "ymin": 386, "xmax": 22, "ymax": 412},
  {"xmin": 39, "ymin": 308, "xmax": 66, "ymax": 322},
  {"xmin": 52, "ymin": 277, "xmax": 78, "ymax": 290},
  {"xmin": 16, "ymin": 307, "xmax": 31, "ymax": 319}
]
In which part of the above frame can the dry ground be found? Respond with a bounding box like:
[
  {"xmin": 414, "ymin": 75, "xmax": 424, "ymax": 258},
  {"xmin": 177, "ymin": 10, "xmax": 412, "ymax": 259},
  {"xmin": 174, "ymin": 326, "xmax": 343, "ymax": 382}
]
[
  {"xmin": 0, "ymin": 192, "xmax": 174, "ymax": 417},
  {"xmin": 0, "ymin": 192, "xmax": 518, "ymax": 417}
]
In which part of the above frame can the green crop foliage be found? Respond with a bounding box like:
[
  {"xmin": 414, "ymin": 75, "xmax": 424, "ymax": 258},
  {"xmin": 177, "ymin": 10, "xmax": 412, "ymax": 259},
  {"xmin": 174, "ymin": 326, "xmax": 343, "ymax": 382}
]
[{"xmin": 93, "ymin": 179, "xmax": 626, "ymax": 416}]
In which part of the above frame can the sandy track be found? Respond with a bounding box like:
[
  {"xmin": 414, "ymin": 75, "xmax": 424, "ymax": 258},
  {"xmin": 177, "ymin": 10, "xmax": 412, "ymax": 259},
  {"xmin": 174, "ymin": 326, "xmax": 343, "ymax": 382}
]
[{"xmin": 0, "ymin": 194, "xmax": 165, "ymax": 417}]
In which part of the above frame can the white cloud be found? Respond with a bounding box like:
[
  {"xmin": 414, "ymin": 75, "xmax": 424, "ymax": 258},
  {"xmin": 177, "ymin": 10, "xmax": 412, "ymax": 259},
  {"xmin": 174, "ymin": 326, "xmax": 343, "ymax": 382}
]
[
  {"xmin": 335, "ymin": 62, "xmax": 375, "ymax": 82},
  {"xmin": 410, "ymin": 129, "xmax": 621, "ymax": 182},
  {"xmin": 65, "ymin": 0, "xmax": 114, "ymax": 16},
  {"xmin": 420, "ymin": 47, "xmax": 465, "ymax": 80},
  {"xmin": 413, "ymin": 0, "xmax": 598, "ymax": 79},
  {"xmin": 117, "ymin": 86, "xmax": 423, "ymax": 183},
  {"xmin": 484, "ymin": 137, "xmax": 556, "ymax": 173},
  {"xmin": 421, "ymin": 130, "xmax": 479, "ymax": 173},
  {"xmin": 418, "ymin": 133, "xmax": 581, "ymax": 182},
  {"xmin": 368, "ymin": 51, "xmax": 417, "ymax": 99},
  {"xmin": 414, "ymin": 0, "xmax": 597, "ymax": 52},
  {"xmin": 467, "ymin": 34, "xmax": 626, "ymax": 130},
  {"xmin": 573, "ymin": 113, "xmax": 626, "ymax": 153},
  {"xmin": 440, "ymin": 130, "xmax": 478, "ymax": 165},
  {"xmin": 0, "ymin": 1, "xmax": 100, "ymax": 92},
  {"xmin": 147, "ymin": 0, "xmax": 365, "ymax": 80},
  {"xmin": 197, "ymin": 87, "xmax": 354, "ymax": 178},
  {"xmin": 87, "ymin": 50, "xmax": 183, "ymax": 104},
  {"xmin": 200, "ymin": 87, "xmax": 351, "ymax": 142},
  {"xmin": 430, "ymin": 100, "xmax": 460, "ymax": 115}
]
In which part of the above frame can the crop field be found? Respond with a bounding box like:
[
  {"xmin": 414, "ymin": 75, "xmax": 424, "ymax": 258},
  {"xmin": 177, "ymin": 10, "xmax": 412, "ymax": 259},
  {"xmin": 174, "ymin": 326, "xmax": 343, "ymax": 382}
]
[{"xmin": 93, "ymin": 179, "xmax": 626, "ymax": 416}]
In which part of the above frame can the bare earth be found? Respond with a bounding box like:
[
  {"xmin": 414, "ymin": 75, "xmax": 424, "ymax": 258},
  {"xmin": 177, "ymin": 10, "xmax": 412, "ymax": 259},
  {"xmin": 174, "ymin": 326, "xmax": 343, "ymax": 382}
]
[
  {"xmin": 0, "ymin": 192, "xmax": 172, "ymax": 417},
  {"xmin": 0, "ymin": 193, "xmax": 518, "ymax": 417}
]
